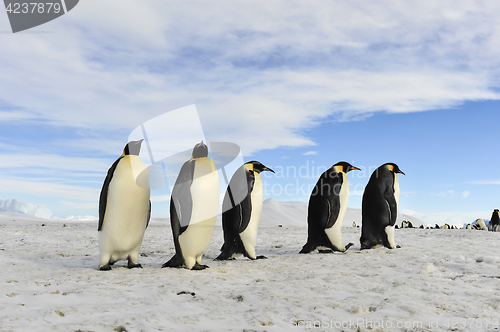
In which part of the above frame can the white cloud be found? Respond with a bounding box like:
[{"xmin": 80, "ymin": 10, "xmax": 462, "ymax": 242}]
[
  {"xmin": 2, "ymin": 0, "xmax": 500, "ymax": 151},
  {"xmin": 469, "ymin": 180, "xmax": 500, "ymax": 185},
  {"xmin": 433, "ymin": 190, "xmax": 472, "ymax": 199},
  {"xmin": 303, "ymin": 151, "xmax": 318, "ymax": 156},
  {"xmin": 0, "ymin": 153, "xmax": 111, "ymax": 173},
  {"xmin": 435, "ymin": 190, "xmax": 455, "ymax": 198},
  {"xmin": 0, "ymin": 178, "xmax": 99, "ymax": 202}
]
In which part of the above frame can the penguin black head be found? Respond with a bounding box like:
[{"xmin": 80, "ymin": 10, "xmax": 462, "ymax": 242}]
[
  {"xmin": 246, "ymin": 161, "xmax": 275, "ymax": 174},
  {"xmin": 123, "ymin": 139, "xmax": 144, "ymax": 156},
  {"xmin": 192, "ymin": 141, "xmax": 209, "ymax": 159},
  {"xmin": 384, "ymin": 163, "xmax": 405, "ymax": 175},
  {"xmin": 333, "ymin": 161, "xmax": 361, "ymax": 173}
]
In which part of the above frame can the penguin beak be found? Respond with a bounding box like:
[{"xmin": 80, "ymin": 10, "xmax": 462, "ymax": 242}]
[
  {"xmin": 350, "ymin": 166, "xmax": 361, "ymax": 171},
  {"xmin": 397, "ymin": 170, "xmax": 405, "ymax": 175},
  {"xmin": 263, "ymin": 167, "xmax": 275, "ymax": 173}
]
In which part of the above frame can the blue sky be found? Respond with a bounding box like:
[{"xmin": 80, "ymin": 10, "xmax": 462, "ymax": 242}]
[{"xmin": 0, "ymin": 1, "xmax": 499, "ymax": 225}]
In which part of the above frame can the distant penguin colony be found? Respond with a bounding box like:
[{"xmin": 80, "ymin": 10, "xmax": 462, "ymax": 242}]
[
  {"xmin": 300, "ymin": 162, "xmax": 360, "ymax": 254},
  {"xmin": 216, "ymin": 161, "xmax": 274, "ymax": 261},
  {"xmin": 360, "ymin": 163, "xmax": 404, "ymax": 250},
  {"xmin": 98, "ymin": 140, "xmax": 151, "ymax": 271},
  {"xmin": 162, "ymin": 141, "xmax": 220, "ymax": 270}
]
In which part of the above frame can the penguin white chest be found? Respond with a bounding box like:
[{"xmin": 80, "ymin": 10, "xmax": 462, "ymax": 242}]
[
  {"xmin": 324, "ymin": 172, "xmax": 348, "ymax": 250},
  {"xmin": 393, "ymin": 174, "xmax": 400, "ymax": 208},
  {"xmin": 384, "ymin": 173, "xmax": 399, "ymax": 249},
  {"xmin": 240, "ymin": 172, "xmax": 263, "ymax": 259},
  {"xmin": 99, "ymin": 156, "xmax": 150, "ymax": 261}
]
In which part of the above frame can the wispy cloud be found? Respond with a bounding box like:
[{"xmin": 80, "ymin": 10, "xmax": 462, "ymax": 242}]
[
  {"xmin": 434, "ymin": 190, "xmax": 455, "ymax": 198},
  {"xmin": 469, "ymin": 180, "xmax": 500, "ymax": 185},
  {"xmin": 0, "ymin": 178, "xmax": 99, "ymax": 202},
  {"xmin": 432, "ymin": 190, "xmax": 471, "ymax": 199},
  {"xmin": 0, "ymin": 153, "xmax": 111, "ymax": 173},
  {"xmin": 303, "ymin": 151, "xmax": 318, "ymax": 156}
]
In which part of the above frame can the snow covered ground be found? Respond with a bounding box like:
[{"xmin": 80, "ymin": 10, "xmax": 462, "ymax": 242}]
[{"xmin": 1, "ymin": 213, "xmax": 499, "ymax": 332}]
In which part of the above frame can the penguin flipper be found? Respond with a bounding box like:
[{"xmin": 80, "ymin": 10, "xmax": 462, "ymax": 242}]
[
  {"xmin": 237, "ymin": 194, "xmax": 253, "ymax": 233},
  {"xmin": 223, "ymin": 166, "xmax": 254, "ymax": 234},
  {"xmin": 98, "ymin": 156, "xmax": 123, "ymax": 231},
  {"xmin": 219, "ymin": 164, "xmax": 253, "ymax": 257},
  {"xmin": 301, "ymin": 195, "xmax": 332, "ymax": 253},
  {"xmin": 171, "ymin": 160, "xmax": 195, "ymax": 234},
  {"xmin": 145, "ymin": 200, "xmax": 151, "ymax": 229}
]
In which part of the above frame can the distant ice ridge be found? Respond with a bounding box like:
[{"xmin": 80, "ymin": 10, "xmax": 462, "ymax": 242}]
[
  {"xmin": 0, "ymin": 198, "xmax": 52, "ymax": 219},
  {"xmin": 63, "ymin": 215, "xmax": 98, "ymax": 221},
  {"xmin": 261, "ymin": 198, "xmax": 425, "ymax": 227}
]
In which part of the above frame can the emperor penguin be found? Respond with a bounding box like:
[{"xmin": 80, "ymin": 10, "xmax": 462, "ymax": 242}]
[
  {"xmin": 98, "ymin": 139, "xmax": 151, "ymax": 271},
  {"xmin": 489, "ymin": 209, "xmax": 499, "ymax": 231},
  {"xmin": 300, "ymin": 161, "xmax": 360, "ymax": 254},
  {"xmin": 475, "ymin": 219, "xmax": 487, "ymax": 230},
  {"xmin": 466, "ymin": 223, "xmax": 472, "ymax": 230},
  {"xmin": 360, "ymin": 163, "xmax": 404, "ymax": 250},
  {"xmin": 162, "ymin": 141, "xmax": 219, "ymax": 270},
  {"xmin": 215, "ymin": 161, "xmax": 274, "ymax": 261}
]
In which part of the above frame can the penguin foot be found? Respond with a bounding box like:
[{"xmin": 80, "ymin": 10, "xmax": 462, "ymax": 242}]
[
  {"xmin": 344, "ymin": 243, "xmax": 354, "ymax": 251},
  {"xmin": 299, "ymin": 243, "xmax": 315, "ymax": 254},
  {"xmin": 318, "ymin": 249, "xmax": 334, "ymax": 254},
  {"xmin": 214, "ymin": 256, "xmax": 236, "ymax": 261},
  {"xmin": 396, "ymin": 245, "xmax": 401, "ymax": 248},
  {"xmin": 162, "ymin": 254, "xmax": 185, "ymax": 268},
  {"xmin": 127, "ymin": 261, "xmax": 143, "ymax": 269},
  {"xmin": 214, "ymin": 251, "xmax": 233, "ymax": 261},
  {"xmin": 255, "ymin": 255, "xmax": 267, "ymax": 260},
  {"xmin": 162, "ymin": 261, "xmax": 183, "ymax": 268},
  {"xmin": 99, "ymin": 264, "xmax": 112, "ymax": 271},
  {"xmin": 191, "ymin": 263, "xmax": 209, "ymax": 270}
]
